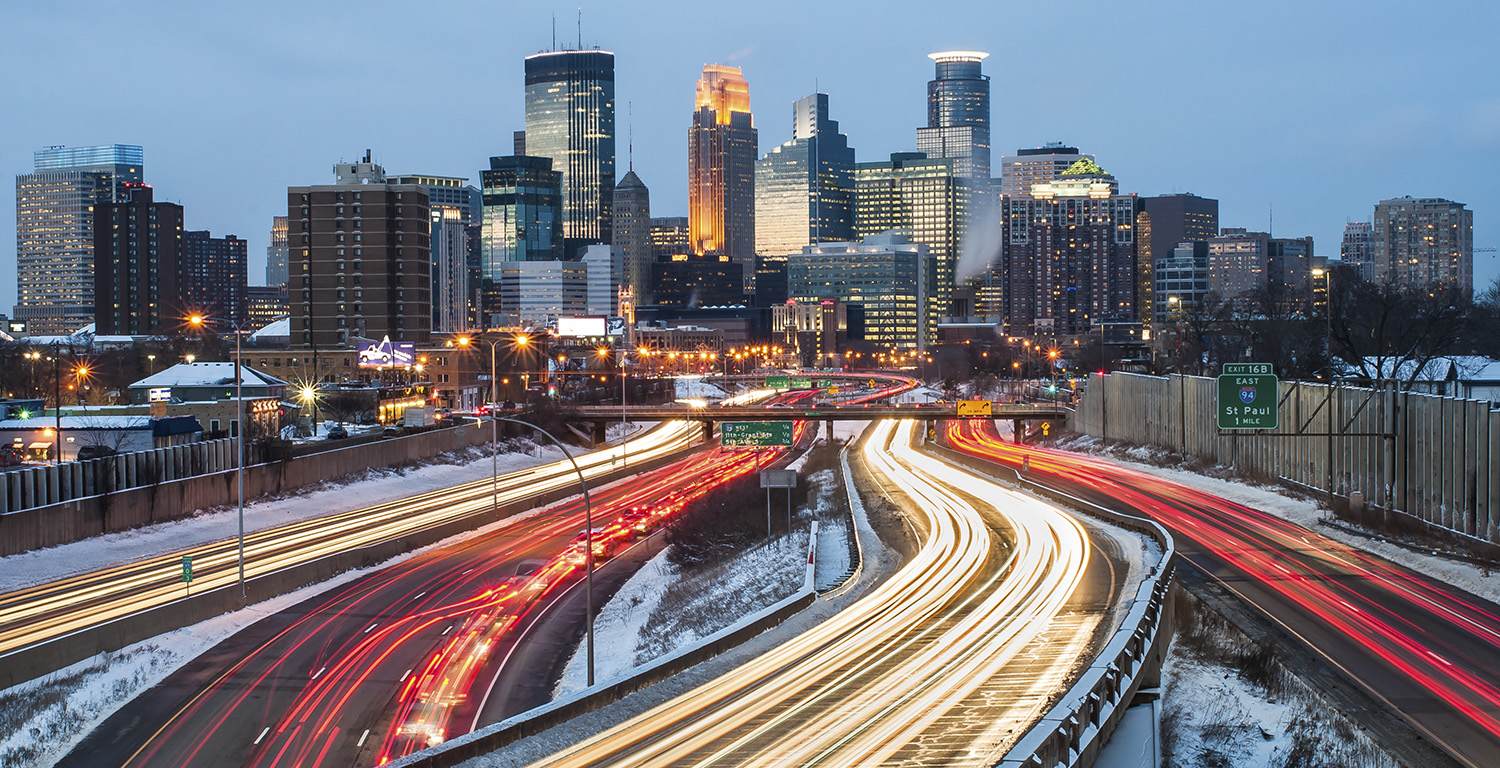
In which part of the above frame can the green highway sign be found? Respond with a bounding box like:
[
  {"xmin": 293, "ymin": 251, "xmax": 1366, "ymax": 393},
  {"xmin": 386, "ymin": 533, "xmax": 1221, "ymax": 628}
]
[
  {"xmin": 181, "ymin": 555, "xmax": 193, "ymax": 584},
  {"xmin": 817, "ymin": 378, "xmax": 832, "ymax": 388},
  {"xmin": 790, "ymin": 377, "xmax": 813, "ymax": 389},
  {"xmin": 1217, "ymin": 365, "xmax": 1279, "ymax": 429},
  {"xmin": 722, "ymin": 421, "xmax": 794, "ymax": 448},
  {"xmin": 765, "ymin": 375, "xmax": 790, "ymax": 388}
]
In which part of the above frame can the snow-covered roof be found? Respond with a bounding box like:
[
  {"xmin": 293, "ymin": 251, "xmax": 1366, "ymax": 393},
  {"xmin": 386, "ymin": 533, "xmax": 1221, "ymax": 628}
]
[
  {"xmin": 0, "ymin": 415, "xmax": 151, "ymax": 429},
  {"xmin": 131, "ymin": 362, "xmax": 288, "ymax": 389},
  {"xmin": 249, "ymin": 316, "xmax": 290, "ymax": 341},
  {"xmin": 1354, "ymin": 356, "xmax": 1500, "ymax": 382}
]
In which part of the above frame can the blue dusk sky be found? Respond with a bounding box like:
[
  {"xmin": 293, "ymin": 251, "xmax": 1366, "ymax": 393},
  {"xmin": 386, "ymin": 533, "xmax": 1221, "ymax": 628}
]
[{"xmin": 2, "ymin": 0, "xmax": 1497, "ymax": 312}]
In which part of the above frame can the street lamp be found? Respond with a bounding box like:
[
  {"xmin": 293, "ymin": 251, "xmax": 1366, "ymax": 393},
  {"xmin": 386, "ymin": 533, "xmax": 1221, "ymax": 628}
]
[
  {"xmin": 189, "ymin": 313, "xmax": 250, "ymax": 602},
  {"xmin": 489, "ymin": 417, "xmax": 597, "ymax": 686}
]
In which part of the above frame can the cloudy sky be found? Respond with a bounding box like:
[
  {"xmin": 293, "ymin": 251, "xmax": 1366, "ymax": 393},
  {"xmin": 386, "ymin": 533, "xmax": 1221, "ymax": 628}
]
[{"xmin": 3, "ymin": 0, "xmax": 1496, "ymax": 310}]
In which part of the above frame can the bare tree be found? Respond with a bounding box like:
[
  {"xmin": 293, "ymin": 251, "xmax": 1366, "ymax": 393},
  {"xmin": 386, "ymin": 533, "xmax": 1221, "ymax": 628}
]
[{"xmin": 1328, "ymin": 276, "xmax": 1478, "ymax": 389}]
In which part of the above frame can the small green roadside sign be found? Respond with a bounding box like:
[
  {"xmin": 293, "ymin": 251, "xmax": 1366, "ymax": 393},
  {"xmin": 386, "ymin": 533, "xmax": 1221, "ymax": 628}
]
[
  {"xmin": 181, "ymin": 555, "xmax": 193, "ymax": 584},
  {"xmin": 765, "ymin": 375, "xmax": 790, "ymax": 389},
  {"xmin": 817, "ymin": 378, "xmax": 832, "ymax": 389},
  {"xmin": 1217, "ymin": 363, "xmax": 1278, "ymax": 429},
  {"xmin": 722, "ymin": 421, "xmax": 794, "ymax": 448}
]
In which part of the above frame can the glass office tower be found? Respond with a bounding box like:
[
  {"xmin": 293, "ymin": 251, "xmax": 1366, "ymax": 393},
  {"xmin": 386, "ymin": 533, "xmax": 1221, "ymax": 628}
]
[
  {"xmin": 15, "ymin": 144, "xmax": 144, "ymax": 334},
  {"xmin": 915, "ymin": 52, "xmax": 990, "ymax": 191},
  {"xmin": 480, "ymin": 155, "xmax": 564, "ymax": 324},
  {"xmin": 524, "ymin": 50, "xmax": 616, "ymax": 258},
  {"xmin": 755, "ymin": 93, "xmax": 856, "ymax": 260},
  {"xmin": 688, "ymin": 65, "xmax": 757, "ymax": 292}
]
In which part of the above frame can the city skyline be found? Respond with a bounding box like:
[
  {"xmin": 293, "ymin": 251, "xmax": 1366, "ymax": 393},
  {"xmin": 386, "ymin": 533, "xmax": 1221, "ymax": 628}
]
[{"xmin": 2, "ymin": 1, "xmax": 1497, "ymax": 321}]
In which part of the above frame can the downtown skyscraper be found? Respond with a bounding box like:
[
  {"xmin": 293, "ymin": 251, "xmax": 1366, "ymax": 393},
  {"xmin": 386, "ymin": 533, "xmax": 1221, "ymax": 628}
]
[
  {"xmin": 15, "ymin": 144, "xmax": 144, "ymax": 334},
  {"xmin": 524, "ymin": 49, "xmax": 616, "ymax": 258},
  {"xmin": 916, "ymin": 52, "xmax": 990, "ymax": 195},
  {"xmin": 754, "ymin": 93, "xmax": 856, "ymax": 259},
  {"xmin": 688, "ymin": 64, "xmax": 757, "ymax": 294}
]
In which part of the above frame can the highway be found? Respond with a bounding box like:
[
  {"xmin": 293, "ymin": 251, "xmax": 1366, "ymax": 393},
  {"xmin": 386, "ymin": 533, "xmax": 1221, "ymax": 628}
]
[
  {"xmin": 0, "ymin": 418, "xmax": 704, "ymax": 664},
  {"xmin": 946, "ymin": 419, "xmax": 1500, "ymax": 768},
  {"xmin": 518, "ymin": 419, "xmax": 1138, "ymax": 768}
]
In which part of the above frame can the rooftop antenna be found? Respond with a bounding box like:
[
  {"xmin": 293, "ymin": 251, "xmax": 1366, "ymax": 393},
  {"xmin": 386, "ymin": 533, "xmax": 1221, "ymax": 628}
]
[
  {"xmin": 577, "ymin": 8, "xmax": 582, "ymax": 49},
  {"xmin": 1269, "ymin": 203, "xmax": 1274, "ymax": 236},
  {"xmin": 628, "ymin": 101, "xmax": 634, "ymax": 172},
  {"xmin": 551, "ymin": 14, "xmax": 556, "ymax": 51}
]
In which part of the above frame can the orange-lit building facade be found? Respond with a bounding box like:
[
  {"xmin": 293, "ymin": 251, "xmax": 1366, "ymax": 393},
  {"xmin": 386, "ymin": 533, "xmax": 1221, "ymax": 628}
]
[{"xmin": 688, "ymin": 65, "xmax": 757, "ymax": 297}]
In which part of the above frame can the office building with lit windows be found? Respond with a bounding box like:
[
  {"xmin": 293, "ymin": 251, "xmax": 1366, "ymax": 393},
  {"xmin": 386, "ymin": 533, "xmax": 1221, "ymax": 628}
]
[
  {"xmin": 93, "ymin": 185, "xmax": 184, "ymax": 336},
  {"xmin": 181, "ymin": 230, "xmax": 248, "ymax": 325},
  {"xmin": 1153, "ymin": 241, "xmax": 1210, "ymax": 324},
  {"xmin": 15, "ymin": 144, "xmax": 144, "ymax": 335},
  {"xmin": 524, "ymin": 49, "xmax": 615, "ymax": 257},
  {"xmin": 854, "ymin": 151, "xmax": 967, "ymax": 329},
  {"xmin": 987, "ymin": 158, "xmax": 1140, "ymax": 337},
  {"xmin": 1372, "ymin": 197, "xmax": 1473, "ymax": 295},
  {"xmin": 915, "ymin": 52, "xmax": 990, "ymax": 194},
  {"xmin": 267, "ymin": 215, "xmax": 290, "ymax": 291},
  {"xmin": 479, "ymin": 155, "xmax": 564, "ymax": 323},
  {"xmin": 688, "ymin": 65, "xmax": 757, "ymax": 291},
  {"xmin": 1137, "ymin": 193, "xmax": 1218, "ymax": 327},
  {"xmin": 286, "ymin": 182, "xmax": 431, "ymax": 349},
  {"xmin": 754, "ymin": 93, "xmax": 855, "ymax": 259},
  {"xmin": 998, "ymin": 143, "xmax": 1090, "ymax": 198},
  {"xmin": 497, "ymin": 260, "xmax": 588, "ymax": 327},
  {"xmin": 788, "ymin": 233, "xmax": 932, "ymax": 350},
  {"xmin": 649, "ymin": 216, "xmax": 690, "ymax": 260}
]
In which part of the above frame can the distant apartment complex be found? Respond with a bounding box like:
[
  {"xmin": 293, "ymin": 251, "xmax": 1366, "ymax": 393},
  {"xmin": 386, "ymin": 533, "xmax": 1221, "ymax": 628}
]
[{"xmin": 1372, "ymin": 197, "xmax": 1473, "ymax": 294}]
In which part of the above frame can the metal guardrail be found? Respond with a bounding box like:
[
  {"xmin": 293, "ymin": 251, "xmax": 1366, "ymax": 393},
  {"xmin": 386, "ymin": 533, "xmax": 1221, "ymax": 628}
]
[
  {"xmin": 565, "ymin": 404, "xmax": 1070, "ymax": 422},
  {"xmin": 990, "ymin": 473, "xmax": 1177, "ymax": 768}
]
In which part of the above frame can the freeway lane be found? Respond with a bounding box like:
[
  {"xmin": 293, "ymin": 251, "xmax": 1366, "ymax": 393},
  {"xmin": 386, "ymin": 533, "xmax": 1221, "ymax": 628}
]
[
  {"xmin": 0, "ymin": 419, "xmax": 702, "ymax": 663},
  {"xmin": 514, "ymin": 419, "xmax": 1147, "ymax": 768},
  {"xmin": 60, "ymin": 424, "xmax": 803, "ymax": 768},
  {"xmin": 947, "ymin": 420, "xmax": 1500, "ymax": 768}
]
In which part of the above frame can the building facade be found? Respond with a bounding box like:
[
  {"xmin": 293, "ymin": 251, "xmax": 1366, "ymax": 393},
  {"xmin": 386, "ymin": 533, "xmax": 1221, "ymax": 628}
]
[
  {"xmin": 988, "ymin": 159, "xmax": 1139, "ymax": 337},
  {"xmin": 286, "ymin": 183, "xmax": 432, "ymax": 350},
  {"xmin": 524, "ymin": 49, "xmax": 616, "ymax": 257},
  {"xmin": 267, "ymin": 215, "xmax": 289, "ymax": 291},
  {"xmin": 246, "ymin": 286, "xmax": 289, "ymax": 331},
  {"xmin": 93, "ymin": 186, "xmax": 184, "ymax": 335},
  {"xmin": 497, "ymin": 260, "xmax": 588, "ymax": 327},
  {"xmin": 688, "ymin": 65, "xmax": 757, "ymax": 291},
  {"xmin": 788, "ymin": 234, "xmax": 931, "ymax": 350},
  {"xmin": 16, "ymin": 144, "xmax": 144, "ymax": 335},
  {"xmin": 1340, "ymin": 221, "xmax": 1376, "ymax": 281},
  {"xmin": 431, "ymin": 207, "xmax": 470, "ymax": 333},
  {"xmin": 480, "ymin": 155, "xmax": 564, "ymax": 323},
  {"xmin": 915, "ymin": 52, "xmax": 990, "ymax": 194},
  {"xmin": 854, "ymin": 152, "xmax": 966, "ymax": 329},
  {"xmin": 581, "ymin": 244, "xmax": 621, "ymax": 317},
  {"xmin": 754, "ymin": 93, "xmax": 856, "ymax": 260},
  {"xmin": 649, "ymin": 216, "xmax": 689, "ymax": 260},
  {"xmin": 998, "ymin": 143, "xmax": 1089, "ymax": 198},
  {"xmin": 181, "ymin": 230, "xmax": 248, "ymax": 324},
  {"xmin": 612, "ymin": 170, "xmax": 652, "ymax": 302},
  {"xmin": 1372, "ymin": 197, "xmax": 1473, "ymax": 294},
  {"xmin": 651, "ymin": 253, "xmax": 744, "ymax": 308},
  {"xmin": 1137, "ymin": 193, "xmax": 1219, "ymax": 326},
  {"xmin": 1153, "ymin": 241, "xmax": 1210, "ymax": 324}
]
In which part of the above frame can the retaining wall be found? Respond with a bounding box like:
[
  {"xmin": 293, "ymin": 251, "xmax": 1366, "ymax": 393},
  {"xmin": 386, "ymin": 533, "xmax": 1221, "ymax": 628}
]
[{"xmin": 1073, "ymin": 372, "xmax": 1500, "ymax": 542}]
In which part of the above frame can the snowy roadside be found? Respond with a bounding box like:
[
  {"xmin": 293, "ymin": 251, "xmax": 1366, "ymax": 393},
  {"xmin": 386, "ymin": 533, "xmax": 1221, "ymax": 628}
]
[
  {"xmin": 0, "ymin": 482, "xmax": 608, "ymax": 768},
  {"xmin": 1056, "ymin": 434, "xmax": 1500, "ymax": 607},
  {"xmin": 0, "ymin": 423, "xmax": 651, "ymax": 594}
]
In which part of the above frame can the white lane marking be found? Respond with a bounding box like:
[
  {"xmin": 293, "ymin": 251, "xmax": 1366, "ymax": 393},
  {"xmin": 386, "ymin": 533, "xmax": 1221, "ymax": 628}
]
[
  {"xmin": 357, "ymin": 729, "xmax": 370, "ymax": 747},
  {"xmin": 364, "ymin": 623, "xmax": 378, "ymax": 633},
  {"xmin": 442, "ymin": 625, "xmax": 453, "ymax": 635},
  {"xmin": 400, "ymin": 668, "xmax": 412, "ymax": 682},
  {"xmin": 312, "ymin": 666, "xmax": 326, "ymax": 680},
  {"xmin": 254, "ymin": 727, "xmax": 270, "ymax": 745},
  {"xmin": 414, "ymin": 591, "xmax": 426, "ymax": 599}
]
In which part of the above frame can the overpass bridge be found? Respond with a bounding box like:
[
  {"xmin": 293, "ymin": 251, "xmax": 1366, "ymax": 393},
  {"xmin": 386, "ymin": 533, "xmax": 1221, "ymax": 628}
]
[{"xmin": 564, "ymin": 402, "xmax": 1070, "ymax": 443}]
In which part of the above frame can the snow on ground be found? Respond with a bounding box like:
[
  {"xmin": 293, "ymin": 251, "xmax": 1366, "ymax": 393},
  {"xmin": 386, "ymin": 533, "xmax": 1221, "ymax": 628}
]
[
  {"xmin": 0, "ymin": 478, "xmax": 617, "ymax": 768},
  {"xmin": 813, "ymin": 510, "xmax": 850, "ymax": 591},
  {"xmin": 673, "ymin": 377, "xmax": 729, "ymax": 402},
  {"xmin": 1059, "ymin": 435, "xmax": 1500, "ymax": 608},
  {"xmin": 553, "ymin": 529, "xmax": 810, "ymax": 699},
  {"xmin": 0, "ymin": 441, "xmax": 563, "ymax": 593}
]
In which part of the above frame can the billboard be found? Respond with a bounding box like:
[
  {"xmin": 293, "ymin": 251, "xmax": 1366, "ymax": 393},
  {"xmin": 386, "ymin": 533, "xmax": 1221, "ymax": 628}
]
[
  {"xmin": 606, "ymin": 316, "xmax": 626, "ymax": 336},
  {"xmin": 358, "ymin": 336, "xmax": 417, "ymax": 369},
  {"xmin": 557, "ymin": 317, "xmax": 607, "ymax": 338},
  {"xmin": 148, "ymin": 387, "xmax": 173, "ymax": 403}
]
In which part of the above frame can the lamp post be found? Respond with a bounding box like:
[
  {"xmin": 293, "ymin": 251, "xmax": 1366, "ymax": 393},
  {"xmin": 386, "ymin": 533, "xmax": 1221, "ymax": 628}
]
[
  {"xmin": 488, "ymin": 416, "xmax": 597, "ymax": 686},
  {"xmin": 189, "ymin": 313, "xmax": 249, "ymax": 602},
  {"xmin": 455, "ymin": 334, "xmax": 509, "ymax": 515}
]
